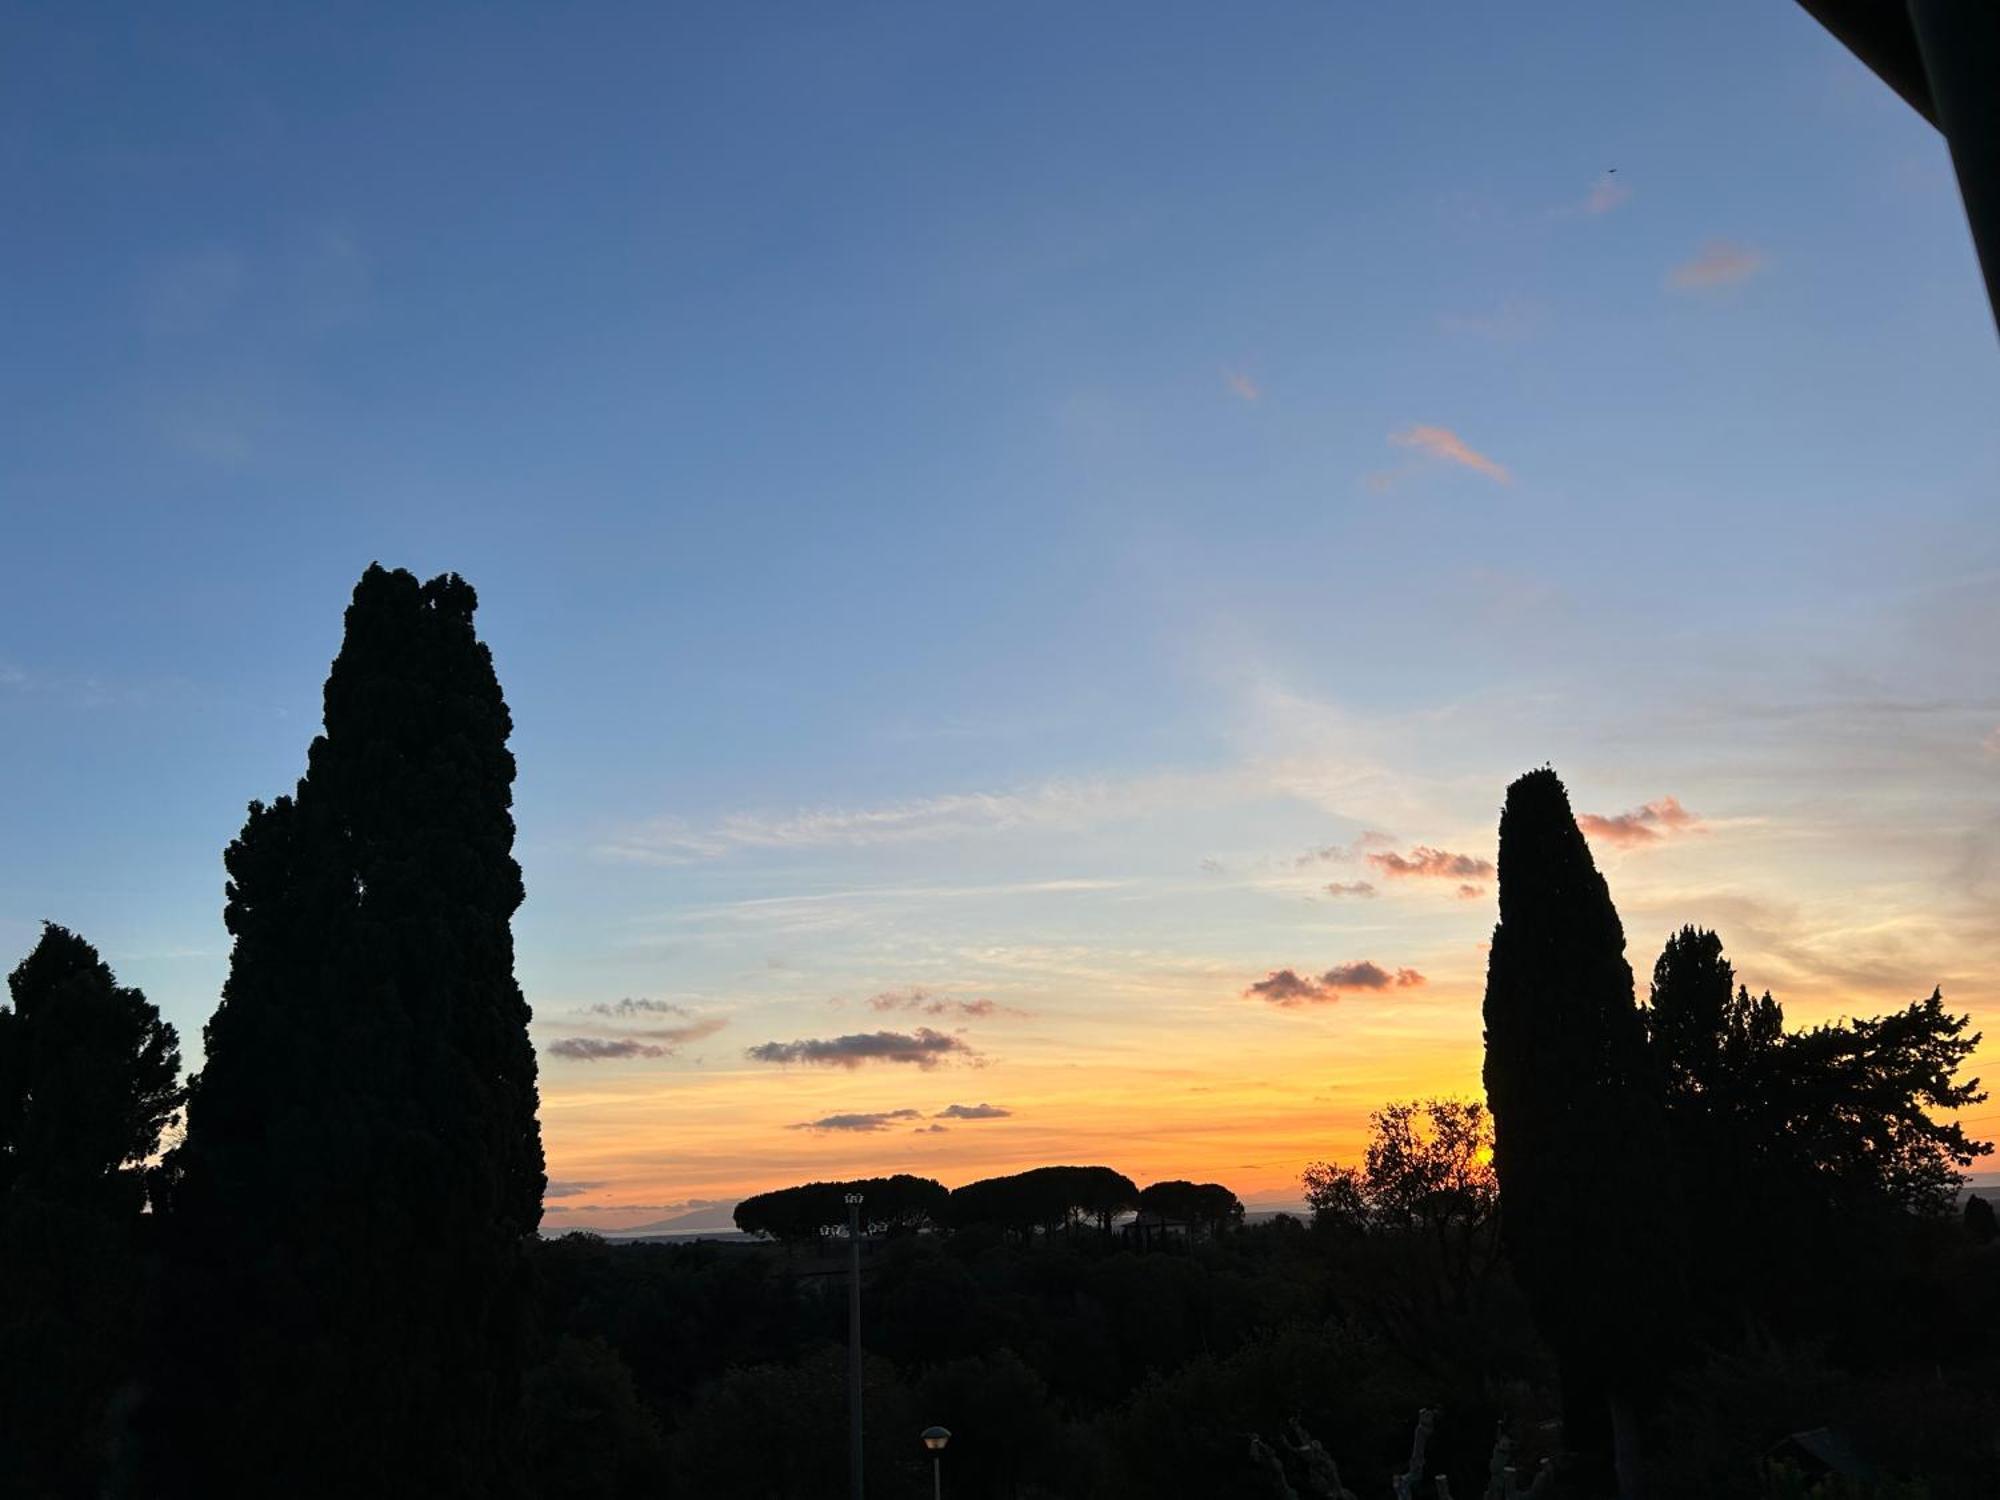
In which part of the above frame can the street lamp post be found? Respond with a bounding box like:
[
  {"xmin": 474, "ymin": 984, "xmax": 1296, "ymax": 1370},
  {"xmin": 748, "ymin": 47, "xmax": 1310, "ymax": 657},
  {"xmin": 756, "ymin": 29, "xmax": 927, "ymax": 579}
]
[
  {"xmin": 921, "ymin": 1426, "xmax": 951, "ymax": 1500},
  {"xmin": 846, "ymin": 1193, "xmax": 865, "ymax": 1500}
]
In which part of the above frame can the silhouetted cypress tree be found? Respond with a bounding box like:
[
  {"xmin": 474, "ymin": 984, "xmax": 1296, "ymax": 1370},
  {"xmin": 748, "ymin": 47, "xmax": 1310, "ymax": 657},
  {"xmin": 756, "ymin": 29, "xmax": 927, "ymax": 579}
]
[
  {"xmin": 1481, "ymin": 768, "xmax": 1685, "ymax": 1494},
  {"xmin": 161, "ymin": 566, "xmax": 545, "ymax": 1497},
  {"xmin": 0, "ymin": 925, "xmax": 182, "ymax": 1495}
]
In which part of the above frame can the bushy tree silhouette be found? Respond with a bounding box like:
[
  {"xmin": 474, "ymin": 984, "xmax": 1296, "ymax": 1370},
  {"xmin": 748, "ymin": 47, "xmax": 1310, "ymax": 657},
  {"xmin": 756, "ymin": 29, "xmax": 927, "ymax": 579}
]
[
  {"xmin": 0, "ymin": 925, "xmax": 182, "ymax": 1496},
  {"xmin": 159, "ymin": 565, "xmax": 545, "ymax": 1497},
  {"xmin": 1, "ymin": 924, "xmax": 182, "ymax": 1204},
  {"xmin": 1481, "ymin": 768, "xmax": 1685, "ymax": 1493},
  {"xmin": 1642, "ymin": 926, "xmax": 1990, "ymax": 1343}
]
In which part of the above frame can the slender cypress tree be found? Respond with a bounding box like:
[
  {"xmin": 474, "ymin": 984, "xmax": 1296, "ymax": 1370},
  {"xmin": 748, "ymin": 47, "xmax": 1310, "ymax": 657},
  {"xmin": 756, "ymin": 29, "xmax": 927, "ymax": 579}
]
[
  {"xmin": 161, "ymin": 566, "xmax": 545, "ymax": 1497},
  {"xmin": 1481, "ymin": 768, "xmax": 1685, "ymax": 1494}
]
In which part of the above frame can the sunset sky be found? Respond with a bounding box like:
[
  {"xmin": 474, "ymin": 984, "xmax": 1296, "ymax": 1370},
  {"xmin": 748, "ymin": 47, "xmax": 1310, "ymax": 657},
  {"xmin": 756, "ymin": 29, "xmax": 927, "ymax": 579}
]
[{"xmin": 4, "ymin": 3, "xmax": 1997, "ymax": 1228}]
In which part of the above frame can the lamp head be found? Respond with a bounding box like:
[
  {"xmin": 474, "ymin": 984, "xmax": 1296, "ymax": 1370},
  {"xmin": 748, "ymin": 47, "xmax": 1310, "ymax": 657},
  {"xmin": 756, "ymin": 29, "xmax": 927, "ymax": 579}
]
[{"xmin": 922, "ymin": 1425, "xmax": 951, "ymax": 1452}]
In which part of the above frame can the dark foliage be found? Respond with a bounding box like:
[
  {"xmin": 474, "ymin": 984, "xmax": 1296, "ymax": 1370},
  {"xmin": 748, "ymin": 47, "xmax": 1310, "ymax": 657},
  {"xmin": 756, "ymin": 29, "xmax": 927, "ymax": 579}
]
[
  {"xmin": 1481, "ymin": 767, "xmax": 1688, "ymax": 1484},
  {"xmin": 0, "ymin": 926, "xmax": 181, "ymax": 1497},
  {"xmin": 1968, "ymin": 1194, "xmax": 1998, "ymax": 1244},
  {"xmin": 156, "ymin": 565, "xmax": 546, "ymax": 1497},
  {"xmin": 734, "ymin": 1173, "xmax": 950, "ymax": 1244},
  {"xmin": 947, "ymin": 1165, "xmax": 1140, "ymax": 1239},
  {"xmin": 1643, "ymin": 926, "xmax": 1991, "ymax": 1348},
  {"xmin": 1133, "ymin": 1179, "xmax": 1245, "ymax": 1238}
]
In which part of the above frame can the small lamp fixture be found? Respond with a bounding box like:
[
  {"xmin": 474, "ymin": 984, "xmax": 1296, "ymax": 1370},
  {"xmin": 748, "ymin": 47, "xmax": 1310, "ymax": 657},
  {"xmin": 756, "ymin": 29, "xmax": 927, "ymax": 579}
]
[{"xmin": 922, "ymin": 1426, "xmax": 952, "ymax": 1500}]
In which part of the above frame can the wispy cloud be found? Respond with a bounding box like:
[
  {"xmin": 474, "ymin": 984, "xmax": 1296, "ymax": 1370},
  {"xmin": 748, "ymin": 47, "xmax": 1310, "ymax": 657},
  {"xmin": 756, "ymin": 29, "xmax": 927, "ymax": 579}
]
[
  {"xmin": 1583, "ymin": 173, "xmax": 1631, "ymax": 215},
  {"xmin": 1388, "ymin": 425, "xmax": 1512, "ymax": 485},
  {"xmin": 602, "ymin": 771, "xmax": 1261, "ymax": 862},
  {"xmin": 1669, "ymin": 240, "xmax": 1766, "ymax": 289},
  {"xmin": 789, "ymin": 1109, "xmax": 923, "ymax": 1133},
  {"xmin": 935, "ymin": 1102, "xmax": 1012, "ymax": 1120},
  {"xmin": 1325, "ymin": 881, "xmax": 1377, "ymax": 898},
  {"xmin": 584, "ymin": 997, "xmax": 690, "ymax": 1018},
  {"xmin": 1578, "ymin": 795, "xmax": 1702, "ymax": 847},
  {"xmin": 547, "ymin": 1037, "xmax": 667, "ymax": 1061},
  {"xmin": 548, "ymin": 1003, "xmax": 725, "ymax": 1056},
  {"xmin": 1223, "ymin": 368, "xmax": 1261, "ymax": 401},
  {"xmin": 1245, "ymin": 962, "xmax": 1425, "ymax": 1007},
  {"xmin": 746, "ymin": 1028, "xmax": 975, "ymax": 1070},
  {"xmin": 546, "ymin": 1180, "xmax": 607, "ymax": 1198},
  {"xmin": 868, "ymin": 988, "xmax": 1027, "ymax": 1019},
  {"xmin": 1366, "ymin": 845, "xmax": 1494, "ymax": 881}
]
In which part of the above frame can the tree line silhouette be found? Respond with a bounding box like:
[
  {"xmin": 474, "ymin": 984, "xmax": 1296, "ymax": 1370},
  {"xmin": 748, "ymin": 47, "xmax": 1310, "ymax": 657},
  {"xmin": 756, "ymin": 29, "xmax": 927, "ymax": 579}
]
[
  {"xmin": 732, "ymin": 1168, "xmax": 1245, "ymax": 1250},
  {"xmin": 0, "ymin": 569, "xmax": 1993, "ymax": 1497}
]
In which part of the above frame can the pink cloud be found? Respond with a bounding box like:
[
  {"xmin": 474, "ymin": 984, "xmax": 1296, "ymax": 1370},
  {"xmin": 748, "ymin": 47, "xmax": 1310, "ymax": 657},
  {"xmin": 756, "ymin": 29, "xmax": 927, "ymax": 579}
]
[
  {"xmin": 1584, "ymin": 175, "xmax": 1631, "ymax": 214},
  {"xmin": 1224, "ymin": 368, "xmax": 1261, "ymax": 401},
  {"xmin": 1577, "ymin": 796, "xmax": 1702, "ymax": 847},
  {"xmin": 1389, "ymin": 425, "xmax": 1512, "ymax": 484},
  {"xmin": 1325, "ymin": 881, "xmax": 1377, "ymax": 899},
  {"xmin": 1367, "ymin": 845, "xmax": 1495, "ymax": 881},
  {"xmin": 1669, "ymin": 240, "xmax": 1766, "ymax": 289}
]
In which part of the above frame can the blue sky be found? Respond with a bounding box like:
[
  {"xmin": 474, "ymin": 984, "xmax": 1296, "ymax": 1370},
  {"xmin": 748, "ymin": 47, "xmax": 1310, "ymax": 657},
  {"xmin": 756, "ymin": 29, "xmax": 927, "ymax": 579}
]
[{"xmin": 4, "ymin": 3, "xmax": 1996, "ymax": 1216}]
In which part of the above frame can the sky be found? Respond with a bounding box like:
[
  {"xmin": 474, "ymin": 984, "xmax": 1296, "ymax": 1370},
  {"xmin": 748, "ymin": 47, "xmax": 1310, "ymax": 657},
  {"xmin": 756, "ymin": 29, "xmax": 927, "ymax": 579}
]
[{"xmin": 3, "ymin": 2, "xmax": 1998, "ymax": 1228}]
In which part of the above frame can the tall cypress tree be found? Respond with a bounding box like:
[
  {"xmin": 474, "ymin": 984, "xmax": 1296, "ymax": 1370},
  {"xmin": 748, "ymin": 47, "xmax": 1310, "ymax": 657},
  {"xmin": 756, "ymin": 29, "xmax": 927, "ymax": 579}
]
[
  {"xmin": 1481, "ymin": 768, "xmax": 1684, "ymax": 1494},
  {"xmin": 161, "ymin": 566, "xmax": 545, "ymax": 1496}
]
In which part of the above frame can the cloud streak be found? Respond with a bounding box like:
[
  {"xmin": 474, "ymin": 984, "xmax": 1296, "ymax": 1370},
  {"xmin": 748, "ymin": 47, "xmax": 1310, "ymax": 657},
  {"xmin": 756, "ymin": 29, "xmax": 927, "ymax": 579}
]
[
  {"xmin": 935, "ymin": 1102, "xmax": 1012, "ymax": 1120},
  {"xmin": 868, "ymin": 988, "xmax": 1026, "ymax": 1019},
  {"xmin": 1388, "ymin": 425, "xmax": 1512, "ymax": 484},
  {"xmin": 1366, "ymin": 845, "xmax": 1494, "ymax": 881},
  {"xmin": 1669, "ymin": 240, "xmax": 1766, "ymax": 289},
  {"xmin": 1245, "ymin": 962, "xmax": 1425, "ymax": 1007},
  {"xmin": 1583, "ymin": 174, "xmax": 1631, "ymax": 215},
  {"xmin": 1224, "ymin": 368, "xmax": 1261, "ymax": 401},
  {"xmin": 548, "ymin": 1037, "xmax": 667, "ymax": 1061},
  {"xmin": 602, "ymin": 771, "xmax": 1261, "ymax": 862},
  {"xmin": 1577, "ymin": 795, "xmax": 1701, "ymax": 846},
  {"xmin": 789, "ymin": 1109, "xmax": 923, "ymax": 1133},
  {"xmin": 746, "ymin": 1028, "xmax": 975, "ymax": 1070},
  {"xmin": 584, "ymin": 997, "xmax": 691, "ymax": 1018}
]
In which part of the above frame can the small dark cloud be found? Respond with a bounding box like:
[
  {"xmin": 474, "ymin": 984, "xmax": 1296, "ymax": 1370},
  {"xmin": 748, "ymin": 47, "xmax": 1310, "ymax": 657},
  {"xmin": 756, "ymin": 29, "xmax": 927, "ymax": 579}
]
[
  {"xmin": 1246, "ymin": 963, "xmax": 1427, "ymax": 1007},
  {"xmin": 746, "ymin": 1028, "xmax": 975, "ymax": 1070},
  {"xmin": 1325, "ymin": 881, "xmax": 1377, "ymax": 899},
  {"xmin": 1457, "ymin": 884, "xmax": 1487, "ymax": 900},
  {"xmin": 583, "ymin": 997, "xmax": 690, "ymax": 1018},
  {"xmin": 913, "ymin": 1124, "xmax": 949, "ymax": 1134},
  {"xmin": 789, "ymin": 1109, "xmax": 923, "ymax": 1133},
  {"xmin": 548, "ymin": 1037, "xmax": 666, "ymax": 1061},
  {"xmin": 1199, "ymin": 857, "xmax": 1227, "ymax": 876},
  {"xmin": 1293, "ymin": 844, "xmax": 1349, "ymax": 868},
  {"xmin": 1322, "ymin": 960, "xmax": 1423, "ymax": 991},
  {"xmin": 1246, "ymin": 969, "xmax": 1321, "ymax": 1004},
  {"xmin": 1367, "ymin": 846, "xmax": 1495, "ymax": 881},
  {"xmin": 868, "ymin": 988, "xmax": 1025, "ymax": 1019},
  {"xmin": 545, "ymin": 1180, "xmax": 606, "ymax": 1198},
  {"xmin": 935, "ymin": 1102, "xmax": 1011, "ymax": 1120}
]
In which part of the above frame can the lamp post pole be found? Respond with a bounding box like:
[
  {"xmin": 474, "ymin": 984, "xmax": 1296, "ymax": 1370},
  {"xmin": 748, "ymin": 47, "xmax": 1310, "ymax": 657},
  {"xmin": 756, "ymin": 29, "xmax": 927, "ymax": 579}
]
[
  {"xmin": 921, "ymin": 1426, "xmax": 951, "ymax": 1500},
  {"xmin": 846, "ymin": 1193, "xmax": 865, "ymax": 1500}
]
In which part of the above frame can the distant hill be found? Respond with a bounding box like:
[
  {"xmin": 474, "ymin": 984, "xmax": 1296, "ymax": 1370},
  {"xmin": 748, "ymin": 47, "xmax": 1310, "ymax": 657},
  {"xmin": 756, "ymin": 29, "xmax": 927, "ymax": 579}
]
[{"xmin": 608, "ymin": 1200, "xmax": 742, "ymax": 1237}]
